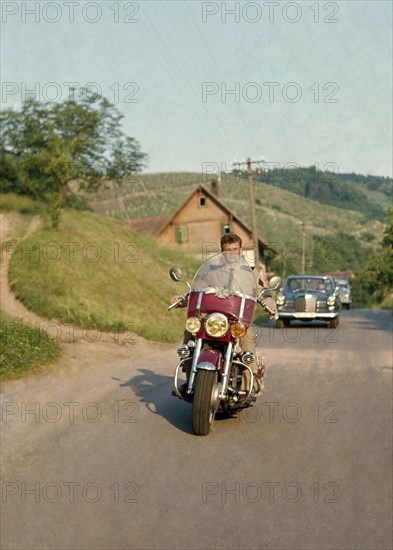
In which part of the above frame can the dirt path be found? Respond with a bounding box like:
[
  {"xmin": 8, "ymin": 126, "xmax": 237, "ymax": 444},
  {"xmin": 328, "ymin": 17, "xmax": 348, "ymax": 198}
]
[
  {"xmin": 0, "ymin": 213, "xmax": 45, "ymax": 324},
  {"xmin": 0, "ymin": 213, "xmax": 170, "ymax": 383}
]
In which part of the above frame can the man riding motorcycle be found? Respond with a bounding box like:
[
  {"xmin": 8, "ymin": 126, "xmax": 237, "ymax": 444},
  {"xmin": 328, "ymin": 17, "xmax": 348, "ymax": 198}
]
[{"xmin": 170, "ymin": 233, "xmax": 277, "ymax": 399}]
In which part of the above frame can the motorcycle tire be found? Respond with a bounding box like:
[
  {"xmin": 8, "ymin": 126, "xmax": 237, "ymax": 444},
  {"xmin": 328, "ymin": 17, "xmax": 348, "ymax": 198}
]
[{"xmin": 192, "ymin": 370, "xmax": 218, "ymax": 436}]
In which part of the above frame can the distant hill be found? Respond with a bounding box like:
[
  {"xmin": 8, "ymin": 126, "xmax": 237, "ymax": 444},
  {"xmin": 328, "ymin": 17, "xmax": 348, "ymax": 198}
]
[
  {"xmin": 87, "ymin": 169, "xmax": 390, "ymax": 276},
  {"xmin": 252, "ymin": 167, "xmax": 391, "ymax": 221}
]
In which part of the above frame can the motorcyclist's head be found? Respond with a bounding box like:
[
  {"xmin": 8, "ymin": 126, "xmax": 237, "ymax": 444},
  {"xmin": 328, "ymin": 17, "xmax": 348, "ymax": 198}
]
[
  {"xmin": 221, "ymin": 233, "xmax": 242, "ymax": 263},
  {"xmin": 220, "ymin": 233, "xmax": 242, "ymax": 251}
]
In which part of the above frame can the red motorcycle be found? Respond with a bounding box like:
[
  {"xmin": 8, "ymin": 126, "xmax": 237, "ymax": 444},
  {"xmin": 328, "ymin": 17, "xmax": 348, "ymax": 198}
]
[{"xmin": 169, "ymin": 252, "xmax": 281, "ymax": 435}]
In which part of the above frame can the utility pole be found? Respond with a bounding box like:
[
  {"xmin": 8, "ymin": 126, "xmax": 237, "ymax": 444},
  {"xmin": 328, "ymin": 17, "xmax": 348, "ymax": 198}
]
[
  {"xmin": 247, "ymin": 158, "xmax": 259, "ymax": 268},
  {"xmin": 232, "ymin": 157, "xmax": 266, "ymax": 269},
  {"xmin": 301, "ymin": 221, "xmax": 306, "ymax": 274}
]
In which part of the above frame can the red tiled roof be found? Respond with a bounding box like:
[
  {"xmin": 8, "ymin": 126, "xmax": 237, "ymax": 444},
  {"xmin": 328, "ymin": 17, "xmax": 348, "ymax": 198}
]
[{"xmin": 124, "ymin": 216, "xmax": 171, "ymax": 235}]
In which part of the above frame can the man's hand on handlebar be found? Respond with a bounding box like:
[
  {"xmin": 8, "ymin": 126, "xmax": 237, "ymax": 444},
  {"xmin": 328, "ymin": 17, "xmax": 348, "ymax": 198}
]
[
  {"xmin": 168, "ymin": 294, "xmax": 188, "ymax": 310},
  {"xmin": 258, "ymin": 296, "xmax": 278, "ymax": 319}
]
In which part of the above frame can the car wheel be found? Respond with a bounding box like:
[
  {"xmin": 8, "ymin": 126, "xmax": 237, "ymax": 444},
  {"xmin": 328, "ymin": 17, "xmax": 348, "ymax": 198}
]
[{"xmin": 329, "ymin": 317, "xmax": 339, "ymax": 329}]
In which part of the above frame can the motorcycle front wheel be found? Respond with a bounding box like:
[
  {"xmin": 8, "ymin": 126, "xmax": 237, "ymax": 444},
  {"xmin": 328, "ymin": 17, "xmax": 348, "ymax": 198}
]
[{"xmin": 192, "ymin": 370, "xmax": 218, "ymax": 436}]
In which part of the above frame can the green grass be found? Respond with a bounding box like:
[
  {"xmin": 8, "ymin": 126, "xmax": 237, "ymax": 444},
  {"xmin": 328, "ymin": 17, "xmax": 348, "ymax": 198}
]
[
  {"xmin": 380, "ymin": 292, "xmax": 393, "ymax": 313},
  {"xmin": 0, "ymin": 193, "xmax": 44, "ymax": 215},
  {"xmin": 0, "ymin": 312, "xmax": 61, "ymax": 382},
  {"xmin": 9, "ymin": 209, "xmax": 199, "ymax": 342},
  {"xmin": 0, "ymin": 205, "xmax": 62, "ymax": 382}
]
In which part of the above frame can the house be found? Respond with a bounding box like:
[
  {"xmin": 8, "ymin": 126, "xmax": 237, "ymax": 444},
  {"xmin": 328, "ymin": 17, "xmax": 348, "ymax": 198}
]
[{"xmin": 125, "ymin": 182, "xmax": 273, "ymax": 270}]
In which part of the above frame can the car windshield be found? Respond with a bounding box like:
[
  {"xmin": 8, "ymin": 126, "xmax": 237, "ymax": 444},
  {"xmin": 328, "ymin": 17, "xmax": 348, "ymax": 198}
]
[
  {"xmin": 191, "ymin": 252, "xmax": 256, "ymax": 298},
  {"xmin": 285, "ymin": 277, "xmax": 333, "ymax": 293}
]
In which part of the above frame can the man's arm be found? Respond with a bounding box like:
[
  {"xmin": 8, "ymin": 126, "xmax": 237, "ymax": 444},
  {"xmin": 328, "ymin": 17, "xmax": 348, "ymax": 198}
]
[{"xmin": 255, "ymin": 270, "xmax": 278, "ymax": 317}]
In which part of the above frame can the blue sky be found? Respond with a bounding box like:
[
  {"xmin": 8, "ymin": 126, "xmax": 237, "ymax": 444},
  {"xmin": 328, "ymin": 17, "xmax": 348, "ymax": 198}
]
[{"xmin": 1, "ymin": 0, "xmax": 392, "ymax": 176}]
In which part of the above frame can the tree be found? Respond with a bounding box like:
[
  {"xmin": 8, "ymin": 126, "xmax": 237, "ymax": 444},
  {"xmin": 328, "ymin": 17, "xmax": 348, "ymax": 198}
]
[
  {"xmin": 0, "ymin": 91, "xmax": 147, "ymax": 204},
  {"xmin": 359, "ymin": 207, "xmax": 393, "ymax": 303}
]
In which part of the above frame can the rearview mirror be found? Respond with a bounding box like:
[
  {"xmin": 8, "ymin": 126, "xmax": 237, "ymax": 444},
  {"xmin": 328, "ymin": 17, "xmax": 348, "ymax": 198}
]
[
  {"xmin": 169, "ymin": 267, "xmax": 191, "ymax": 291},
  {"xmin": 268, "ymin": 276, "xmax": 282, "ymax": 291},
  {"xmin": 169, "ymin": 267, "xmax": 183, "ymax": 282}
]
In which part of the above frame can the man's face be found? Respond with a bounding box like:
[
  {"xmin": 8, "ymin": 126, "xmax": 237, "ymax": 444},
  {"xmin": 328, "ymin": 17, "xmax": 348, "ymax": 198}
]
[{"xmin": 222, "ymin": 242, "xmax": 241, "ymax": 263}]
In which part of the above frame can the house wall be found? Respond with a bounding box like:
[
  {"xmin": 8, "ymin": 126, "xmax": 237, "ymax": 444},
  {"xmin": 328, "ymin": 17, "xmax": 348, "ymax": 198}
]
[{"xmin": 158, "ymin": 189, "xmax": 254, "ymax": 254}]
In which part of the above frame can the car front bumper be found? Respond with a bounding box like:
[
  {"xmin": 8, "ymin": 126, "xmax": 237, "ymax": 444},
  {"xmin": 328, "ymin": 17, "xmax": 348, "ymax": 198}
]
[{"xmin": 278, "ymin": 311, "xmax": 339, "ymax": 320}]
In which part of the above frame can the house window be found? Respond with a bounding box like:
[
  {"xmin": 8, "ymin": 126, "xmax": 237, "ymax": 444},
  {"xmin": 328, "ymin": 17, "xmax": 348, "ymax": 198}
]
[
  {"xmin": 199, "ymin": 197, "xmax": 206, "ymax": 207},
  {"xmin": 176, "ymin": 225, "xmax": 188, "ymax": 243},
  {"xmin": 221, "ymin": 223, "xmax": 231, "ymax": 235}
]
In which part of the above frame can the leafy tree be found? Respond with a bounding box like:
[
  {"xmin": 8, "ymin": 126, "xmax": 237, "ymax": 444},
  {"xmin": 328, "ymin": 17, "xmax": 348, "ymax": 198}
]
[
  {"xmin": 359, "ymin": 207, "xmax": 393, "ymax": 304},
  {"xmin": 0, "ymin": 91, "xmax": 147, "ymax": 204}
]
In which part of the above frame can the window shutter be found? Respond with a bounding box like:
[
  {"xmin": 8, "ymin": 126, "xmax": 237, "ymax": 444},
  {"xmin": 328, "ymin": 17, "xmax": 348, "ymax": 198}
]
[{"xmin": 176, "ymin": 225, "xmax": 188, "ymax": 243}]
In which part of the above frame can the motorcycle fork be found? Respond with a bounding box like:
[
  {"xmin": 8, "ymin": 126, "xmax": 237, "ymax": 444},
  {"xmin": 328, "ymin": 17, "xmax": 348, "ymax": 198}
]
[
  {"xmin": 188, "ymin": 339, "xmax": 233, "ymax": 399},
  {"xmin": 187, "ymin": 338, "xmax": 203, "ymax": 394},
  {"xmin": 218, "ymin": 342, "xmax": 234, "ymax": 399}
]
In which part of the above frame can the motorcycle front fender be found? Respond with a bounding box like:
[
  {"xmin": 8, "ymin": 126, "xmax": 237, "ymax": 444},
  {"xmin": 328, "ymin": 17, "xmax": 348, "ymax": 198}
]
[{"xmin": 196, "ymin": 348, "xmax": 222, "ymax": 371}]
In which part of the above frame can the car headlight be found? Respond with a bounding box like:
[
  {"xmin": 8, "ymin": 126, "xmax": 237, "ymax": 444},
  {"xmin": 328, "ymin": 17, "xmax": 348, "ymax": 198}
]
[
  {"xmin": 230, "ymin": 322, "xmax": 246, "ymax": 339},
  {"xmin": 327, "ymin": 296, "xmax": 336, "ymax": 306},
  {"xmin": 276, "ymin": 295, "xmax": 285, "ymax": 306},
  {"xmin": 205, "ymin": 313, "xmax": 229, "ymax": 338},
  {"xmin": 185, "ymin": 317, "xmax": 201, "ymax": 334}
]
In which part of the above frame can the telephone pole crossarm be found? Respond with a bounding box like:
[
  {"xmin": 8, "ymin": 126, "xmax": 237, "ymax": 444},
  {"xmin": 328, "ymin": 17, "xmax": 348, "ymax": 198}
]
[{"xmin": 232, "ymin": 157, "xmax": 267, "ymax": 269}]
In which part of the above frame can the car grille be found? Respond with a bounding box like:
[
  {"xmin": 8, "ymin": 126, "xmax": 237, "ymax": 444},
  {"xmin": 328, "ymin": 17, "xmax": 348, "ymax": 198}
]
[{"xmin": 295, "ymin": 295, "xmax": 316, "ymax": 312}]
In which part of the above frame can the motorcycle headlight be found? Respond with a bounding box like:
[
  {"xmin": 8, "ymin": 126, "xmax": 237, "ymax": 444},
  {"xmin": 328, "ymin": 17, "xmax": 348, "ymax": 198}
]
[
  {"xmin": 205, "ymin": 313, "xmax": 229, "ymax": 338},
  {"xmin": 230, "ymin": 322, "xmax": 246, "ymax": 339},
  {"xmin": 185, "ymin": 317, "xmax": 201, "ymax": 334}
]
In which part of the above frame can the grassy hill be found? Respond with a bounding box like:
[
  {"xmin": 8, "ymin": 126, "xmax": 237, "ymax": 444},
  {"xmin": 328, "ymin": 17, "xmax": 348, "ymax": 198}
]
[
  {"xmin": 87, "ymin": 170, "xmax": 388, "ymax": 276},
  {"xmin": 7, "ymin": 207, "xmax": 200, "ymax": 343},
  {"xmin": 0, "ymin": 311, "xmax": 61, "ymax": 382},
  {"xmin": 253, "ymin": 168, "xmax": 391, "ymax": 221},
  {"xmin": 0, "ymin": 197, "xmax": 62, "ymax": 381}
]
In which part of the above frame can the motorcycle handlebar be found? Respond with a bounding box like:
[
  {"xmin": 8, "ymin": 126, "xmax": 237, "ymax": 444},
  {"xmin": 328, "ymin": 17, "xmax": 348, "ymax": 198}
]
[
  {"xmin": 168, "ymin": 293, "xmax": 189, "ymax": 310},
  {"xmin": 258, "ymin": 297, "xmax": 279, "ymax": 320},
  {"xmin": 168, "ymin": 299, "xmax": 182, "ymax": 310}
]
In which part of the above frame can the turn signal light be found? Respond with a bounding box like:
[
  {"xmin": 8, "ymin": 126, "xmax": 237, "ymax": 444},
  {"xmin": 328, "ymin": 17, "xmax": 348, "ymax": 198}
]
[{"xmin": 230, "ymin": 322, "xmax": 246, "ymax": 338}]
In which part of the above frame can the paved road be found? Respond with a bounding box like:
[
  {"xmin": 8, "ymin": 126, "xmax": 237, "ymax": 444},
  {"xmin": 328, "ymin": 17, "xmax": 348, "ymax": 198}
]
[{"xmin": 1, "ymin": 309, "xmax": 392, "ymax": 550}]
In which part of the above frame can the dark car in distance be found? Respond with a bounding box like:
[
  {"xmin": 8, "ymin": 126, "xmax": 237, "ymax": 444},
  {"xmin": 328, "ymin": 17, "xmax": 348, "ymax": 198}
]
[{"xmin": 276, "ymin": 275, "xmax": 341, "ymax": 329}]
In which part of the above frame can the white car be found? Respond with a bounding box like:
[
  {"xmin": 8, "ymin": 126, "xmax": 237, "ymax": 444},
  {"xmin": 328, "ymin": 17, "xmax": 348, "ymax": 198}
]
[{"xmin": 336, "ymin": 279, "xmax": 352, "ymax": 310}]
